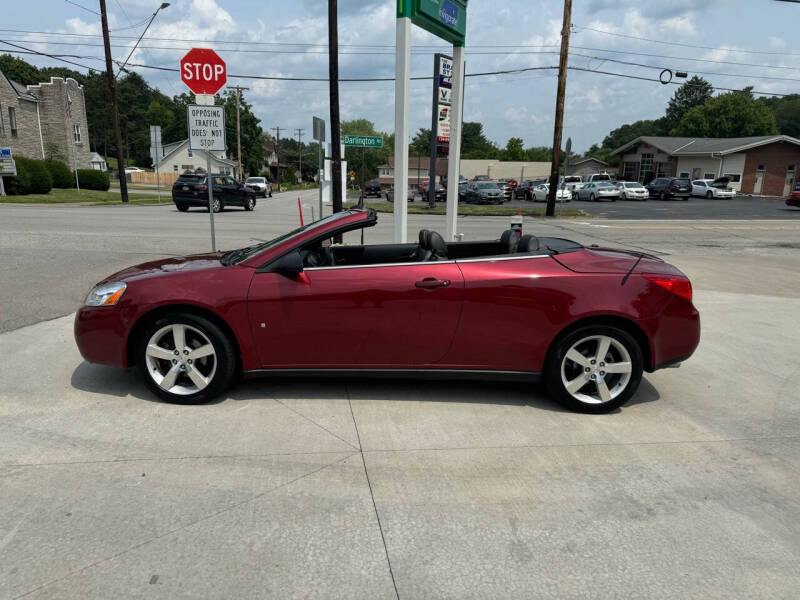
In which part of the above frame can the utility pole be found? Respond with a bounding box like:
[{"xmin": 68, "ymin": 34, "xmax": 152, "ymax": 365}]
[
  {"xmin": 99, "ymin": 0, "xmax": 128, "ymax": 203},
  {"xmin": 270, "ymin": 126, "xmax": 283, "ymax": 188},
  {"xmin": 328, "ymin": 0, "xmax": 343, "ymax": 219},
  {"xmin": 546, "ymin": 0, "xmax": 572, "ymax": 217},
  {"xmin": 295, "ymin": 128, "xmax": 304, "ymax": 183},
  {"xmin": 229, "ymin": 85, "xmax": 249, "ymax": 181}
]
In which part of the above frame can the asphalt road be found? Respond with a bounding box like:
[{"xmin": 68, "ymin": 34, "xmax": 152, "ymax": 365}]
[{"xmin": 2, "ymin": 193, "xmax": 800, "ymax": 598}]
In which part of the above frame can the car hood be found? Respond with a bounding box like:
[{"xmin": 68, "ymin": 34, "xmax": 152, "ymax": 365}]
[
  {"xmin": 711, "ymin": 177, "xmax": 731, "ymax": 188},
  {"xmin": 553, "ymin": 247, "xmax": 681, "ymax": 275},
  {"xmin": 99, "ymin": 252, "xmax": 225, "ymax": 284}
]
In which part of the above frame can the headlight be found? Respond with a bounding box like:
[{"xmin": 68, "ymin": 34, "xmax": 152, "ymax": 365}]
[{"xmin": 85, "ymin": 282, "xmax": 127, "ymax": 307}]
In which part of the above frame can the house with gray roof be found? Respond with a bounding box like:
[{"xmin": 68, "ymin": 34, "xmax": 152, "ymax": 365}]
[{"xmin": 611, "ymin": 135, "xmax": 800, "ymax": 196}]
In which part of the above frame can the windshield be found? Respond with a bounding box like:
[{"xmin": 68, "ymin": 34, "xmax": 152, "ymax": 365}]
[
  {"xmin": 477, "ymin": 183, "xmax": 499, "ymax": 190},
  {"xmin": 246, "ymin": 177, "xmax": 264, "ymax": 183},
  {"xmin": 221, "ymin": 211, "xmax": 358, "ymax": 266},
  {"xmin": 592, "ymin": 175, "xmax": 611, "ymax": 181},
  {"xmin": 624, "ymin": 182, "xmax": 640, "ymax": 188},
  {"xmin": 596, "ymin": 183, "xmax": 614, "ymax": 188}
]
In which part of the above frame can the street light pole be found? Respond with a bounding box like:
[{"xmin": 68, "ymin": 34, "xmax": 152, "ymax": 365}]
[
  {"xmin": 328, "ymin": 0, "xmax": 343, "ymax": 219},
  {"xmin": 115, "ymin": 2, "xmax": 170, "ymax": 78},
  {"xmin": 99, "ymin": 0, "xmax": 128, "ymax": 202}
]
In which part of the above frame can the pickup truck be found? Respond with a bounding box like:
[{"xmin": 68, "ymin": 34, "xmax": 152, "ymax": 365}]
[{"xmin": 172, "ymin": 173, "xmax": 257, "ymax": 212}]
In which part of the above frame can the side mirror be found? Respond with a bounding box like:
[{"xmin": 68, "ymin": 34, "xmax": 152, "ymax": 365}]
[{"xmin": 274, "ymin": 251, "xmax": 304, "ymax": 277}]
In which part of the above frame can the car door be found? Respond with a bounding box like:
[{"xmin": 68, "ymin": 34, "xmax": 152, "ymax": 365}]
[
  {"xmin": 246, "ymin": 255, "xmax": 465, "ymax": 367},
  {"xmin": 224, "ymin": 177, "xmax": 241, "ymax": 203}
]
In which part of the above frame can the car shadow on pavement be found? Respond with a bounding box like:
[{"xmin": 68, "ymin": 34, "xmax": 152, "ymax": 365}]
[{"xmin": 71, "ymin": 361, "xmax": 660, "ymax": 413}]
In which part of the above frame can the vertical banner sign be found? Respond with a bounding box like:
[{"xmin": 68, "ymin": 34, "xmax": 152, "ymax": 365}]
[
  {"xmin": 428, "ymin": 53, "xmax": 452, "ymax": 206},
  {"xmin": 187, "ymin": 104, "xmax": 226, "ymax": 252}
]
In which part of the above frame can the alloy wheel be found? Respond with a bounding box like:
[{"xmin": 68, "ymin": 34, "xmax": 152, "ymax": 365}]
[
  {"xmin": 560, "ymin": 335, "xmax": 632, "ymax": 405},
  {"xmin": 144, "ymin": 324, "xmax": 217, "ymax": 395}
]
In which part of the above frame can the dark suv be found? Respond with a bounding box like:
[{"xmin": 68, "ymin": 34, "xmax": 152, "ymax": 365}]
[
  {"xmin": 172, "ymin": 173, "xmax": 257, "ymax": 212},
  {"xmin": 646, "ymin": 177, "xmax": 691, "ymax": 200},
  {"xmin": 364, "ymin": 181, "xmax": 382, "ymax": 197}
]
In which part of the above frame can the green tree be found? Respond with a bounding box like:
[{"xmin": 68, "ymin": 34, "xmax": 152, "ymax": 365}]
[
  {"xmin": 602, "ymin": 119, "xmax": 667, "ymax": 151},
  {"xmin": 760, "ymin": 94, "xmax": 800, "ymax": 138},
  {"xmin": 219, "ymin": 89, "xmax": 265, "ymax": 177},
  {"xmin": 409, "ymin": 128, "xmax": 431, "ymax": 156},
  {"xmin": 664, "ymin": 76, "xmax": 713, "ymax": 131},
  {"xmin": 461, "ymin": 121, "xmax": 500, "ymax": 158},
  {"xmin": 340, "ymin": 119, "xmax": 392, "ymax": 184},
  {"xmin": 502, "ymin": 137, "xmax": 525, "ymax": 161},
  {"xmin": 674, "ymin": 89, "xmax": 778, "ymax": 138},
  {"xmin": 524, "ymin": 146, "xmax": 552, "ymax": 162},
  {"xmin": 0, "ymin": 54, "xmax": 41, "ymax": 85}
]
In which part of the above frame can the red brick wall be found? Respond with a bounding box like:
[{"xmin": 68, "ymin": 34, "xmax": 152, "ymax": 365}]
[{"xmin": 741, "ymin": 142, "xmax": 800, "ymax": 196}]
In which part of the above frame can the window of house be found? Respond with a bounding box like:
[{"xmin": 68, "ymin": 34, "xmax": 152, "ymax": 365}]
[
  {"xmin": 723, "ymin": 173, "xmax": 741, "ymax": 183},
  {"xmin": 8, "ymin": 107, "xmax": 17, "ymax": 137},
  {"xmin": 678, "ymin": 172, "xmax": 689, "ymax": 178},
  {"xmin": 704, "ymin": 172, "xmax": 716, "ymax": 180},
  {"xmin": 757, "ymin": 164, "xmax": 765, "ymax": 172},
  {"xmin": 173, "ymin": 165, "xmax": 179, "ymax": 172},
  {"xmin": 788, "ymin": 165, "xmax": 795, "ymax": 173},
  {"xmin": 72, "ymin": 124, "xmax": 81, "ymax": 143}
]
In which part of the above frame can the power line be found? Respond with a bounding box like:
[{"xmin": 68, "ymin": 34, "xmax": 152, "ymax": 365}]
[
  {"xmin": 64, "ymin": 0, "xmax": 99, "ymax": 16},
  {"xmin": 0, "ymin": 40, "xmax": 98, "ymax": 71},
  {"xmin": 577, "ymin": 25, "xmax": 800, "ymax": 57}
]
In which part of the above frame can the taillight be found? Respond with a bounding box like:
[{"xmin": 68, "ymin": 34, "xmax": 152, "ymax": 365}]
[
  {"xmin": 202, "ymin": 185, "xmax": 208, "ymax": 191},
  {"xmin": 643, "ymin": 274, "xmax": 692, "ymax": 301}
]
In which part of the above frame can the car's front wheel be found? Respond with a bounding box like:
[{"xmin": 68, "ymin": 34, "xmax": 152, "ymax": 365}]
[
  {"xmin": 545, "ymin": 325, "xmax": 643, "ymax": 413},
  {"xmin": 589, "ymin": 193, "xmax": 595, "ymax": 202},
  {"xmin": 176, "ymin": 203, "xmax": 189, "ymax": 212},
  {"xmin": 706, "ymin": 191, "xmax": 713, "ymax": 199},
  {"xmin": 211, "ymin": 197, "xmax": 223, "ymax": 212},
  {"xmin": 660, "ymin": 191, "xmax": 667, "ymax": 200},
  {"xmin": 244, "ymin": 196, "xmax": 255, "ymax": 211},
  {"xmin": 138, "ymin": 313, "xmax": 236, "ymax": 404}
]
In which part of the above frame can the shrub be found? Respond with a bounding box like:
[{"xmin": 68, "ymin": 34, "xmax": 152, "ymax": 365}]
[
  {"xmin": 75, "ymin": 169, "xmax": 110, "ymax": 191},
  {"xmin": 5, "ymin": 156, "xmax": 52, "ymax": 194},
  {"xmin": 46, "ymin": 160, "xmax": 74, "ymax": 188}
]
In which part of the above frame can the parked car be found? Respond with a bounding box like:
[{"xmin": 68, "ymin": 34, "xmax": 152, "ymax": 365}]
[
  {"xmin": 496, "ymin": 180, "xmax": 513, "ymax": 201},
  {"xmin": 646, "ymin": 177, "xmax": 691, "ymax": 201},
  {"xmin": 422, "ymin": 182, "xmax": 447, "ymax": 202},
  {"xmin": 560, "ymin": 175, "xmax": 583, "ymax": 197},
  {"xmin": 571, "ymin": 182, "xmax": 589, "ymax": 200},
  {"xmin": 171, "ymin": 173, "xmax": 257, "ymax": 212},
  {"xmin": 472, "ymin": 175, "xmax": 490, "ymax": 182},
  {"xmin": 618, "ymin": 181, "xmax": 648, "ymax": 201},
  {"xmin": 364, "ymin": 180, "xmax": 382, "ymax": 197},
  {"xmin": 530, "ymin": 184, "xmax": 570, "ymax": 202},
  {"xmin": 575, "ymin": 182, "xmax": 619, "ymax": 202},
  {"xmin": 124, "ymin": 166, "xmax": 144, "ymax": 173},
  {"xmin": 587, "ymin": 173, "xmax": 612, "ymax": 183},
  {"xmin": 514, "ymin": 180, "xmax": 538, "ymax": 200},
  {"xmin": 458, "ymin": 181, "xmax": 469, "ymax": 202},
  {"xmin": 786, "ymin": 183, "xmax": 800, "ymax": 207},
  {"xmin": 384, "ymin": 186, "xmax": 416, "ymax": 203},
  {"xmin": 245, "ymin": 176, "xmax": 272, "ymax": 198},
  {"xmin": 464, "ymin": 181, "xmax": 504, "ymax": 204},
  {"xmin": 691, "ymin": 178, "xmax": 735, "ymax": 199},
  {"xmin": 74, "ymin": 208, "xmax": 700, "ymax": 413}
]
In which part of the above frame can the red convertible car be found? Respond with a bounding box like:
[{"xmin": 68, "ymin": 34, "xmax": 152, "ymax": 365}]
[{"xmin": 74, "ymin": 209, "xmax": 700, "ymax": 413}]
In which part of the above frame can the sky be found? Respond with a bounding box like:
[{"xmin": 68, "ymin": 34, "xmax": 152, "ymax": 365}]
[{"xmin": 3, "ymin": 0, "xmax": 798, "ymax": 153}]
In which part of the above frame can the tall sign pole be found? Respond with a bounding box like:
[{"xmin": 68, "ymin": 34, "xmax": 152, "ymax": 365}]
[
  {"xmin": 328, "ymin": 0, "xmax": 343, "ymax": 221},
  {"xmin": 428, "ymin": 53, "xmax": 452, "ymax": 209},
  {"xmin": 546, "ymin": 0, "xmax": 572, "ymax": 217},
  {"xmin": 445, "ymin": 46, "xmax": 464, "ymax": 241},
  {"xmin": 100, "ymin": 0, "xmax": 128, "ymax": 203},
  {"xmin": 394, "ymin": 2, "xmax": 413, "ymax": 242},
  {"xmin": 229, "ymin": 85, "xmax": 249, "ymax": 181},
  {"xmin": 313, "ymin": 116, "xmax": 325, "ymax": 220}
]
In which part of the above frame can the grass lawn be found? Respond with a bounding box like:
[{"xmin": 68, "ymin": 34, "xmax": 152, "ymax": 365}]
[
  {"xmin": 344, "ymin": 201, "xmax": 586, "ymax": 217},
  {"xmin": 0, "ymin": 188, "xmax": 165, "ymax": 205}
]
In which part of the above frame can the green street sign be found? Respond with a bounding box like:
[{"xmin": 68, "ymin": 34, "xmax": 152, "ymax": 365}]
[
  {"xmin": 343, "ymin": 135, "xmax": 383, "ymax": 148},
  {"xmin": 398, "ymin": 0, "xmax": 467, "ymax": 46}
]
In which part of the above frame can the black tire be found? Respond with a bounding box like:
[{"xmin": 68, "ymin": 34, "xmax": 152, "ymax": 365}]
[
  {"xmin": 211, "ymin": 196, "xmax": 223, "ymax": 213},
  {"xmin": 706, "ymin": 191, "xmax": 713, "ymax": 199},
  {"xmin": 659, "ymin": 191, "xmax": 667, "ymax": 201},
  {"xmin": 176, "ymin": 203, "xmax": 189, "ymax": 212},
  {"xmin": 621, "ymin": 192, "xmax": 627, "ymax": 200},
  {"xmin": 244, "ymin": 196, "xmax": 255, "ymax": 211},
  {"xmin": 589, "ymin": 193, "xmax": 595, "ymax": 202},
  {"xmin": 545, "ymin": 325, "xmax": 644, "ymax": 413},
  {"xmin": 137, "ymin": 313, "xmax": 237, "ymax": 404}
]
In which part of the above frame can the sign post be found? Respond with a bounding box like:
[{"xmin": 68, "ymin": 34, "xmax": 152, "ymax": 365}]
[
  {"xmin": 150, "ymin": 125, "xmax": 162, "ymax": 203},
  {"xmin": 313, "ymin": 116, "xmax": 326, "ymax": 220},
  {"xmin": 187, "ymin": 104, "xmax": 226, "ymax": 252},
  {"xmin": 396, "ymin": 0, "xmax": 467, "ymax": 242},
  {"xmin": 428, "ymin": 53, "xmax": 452, "ymax": 208}
]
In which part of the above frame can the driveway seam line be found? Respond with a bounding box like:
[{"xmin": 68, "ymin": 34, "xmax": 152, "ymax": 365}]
[
  {"xmin": 347, "ymin": 387, "xmax": 400, "ymax": 600},
  {"xmin": 11, "ymin": 452, "xmax": 357, "ymax": 600},
  {"xmin": 273, "ymin": 398, "xmax": 361, "ymax": 451}
]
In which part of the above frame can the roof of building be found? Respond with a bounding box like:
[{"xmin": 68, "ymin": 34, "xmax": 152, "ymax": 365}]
[
  {"xmin": 0, "ymin": 70, "xmax": 39, "ymax": 102},
  {"xmin": 158, "ymin": 139, "xmax": 236, "ymax": 166},
  {"xmin": 378, "ymin": 156, "xmax": 449, "ymax": 175},
  {"xmin": 570, "ymin": 156, "xmax": 608, "ymax": 167},
  {"xmin": 90, "ymin": 152, "xmax": 106, "ymax": 163},
  {"xmin": 612, "ymin": 135, "xmax": 800, "ymax": 157}
]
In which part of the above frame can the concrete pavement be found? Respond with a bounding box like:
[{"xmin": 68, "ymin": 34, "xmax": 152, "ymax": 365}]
[{"xmin": 2, "ymin": 193, "xmax": 800, "ymax": 598}]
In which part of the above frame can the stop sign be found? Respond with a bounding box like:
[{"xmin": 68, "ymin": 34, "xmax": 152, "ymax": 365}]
[{"xmin": 180, "ymin": 48, "xmax": 226, "ymax": 95}]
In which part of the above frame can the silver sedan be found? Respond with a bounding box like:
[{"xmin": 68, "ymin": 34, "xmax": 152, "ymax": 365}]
[{"xmin": 575, "ymin": 182, "xmax": 619, "ymax": 202}]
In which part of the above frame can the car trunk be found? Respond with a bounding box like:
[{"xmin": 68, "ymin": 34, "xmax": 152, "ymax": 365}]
[
  {"xmin": 553, "ymin": 247, "xmax": 682, "ymax": 276},
  {"xmin": 711, "ymin": 177, "xmax": 732, "ymax": 191}
]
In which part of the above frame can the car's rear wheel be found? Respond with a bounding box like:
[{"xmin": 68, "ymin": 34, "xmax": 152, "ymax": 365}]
[
  {"xmin": 244, "ymin": 196, "xmax": 255, "ymax": 211},
  {"xmin": 176, "ymin": 203, "xmax": 189, "ymax": 212},
  {"xmin": 138, "ymin": 313, "xmax": 236, "ymax": 404},
  {"xmin": 621, "ymin": 192, "xmax": 627, "ymax": 200},
  {"xmin": 545, "ymin": 325, "xmax": 643, "ymax": 413},
  {"xmin": 589, "ymin": 193, "xmax": 595, "ymax": 202},
  {"xmin": 660, "ymin": 191, "xmax": 667, "ymax": 200},
  {"xmin": 706, "ymin": 191, "xmax": 713, "ymax": 198},
  {"xmin": 210, "ymin": 197, "xmax": 222, "ymax": 213}
]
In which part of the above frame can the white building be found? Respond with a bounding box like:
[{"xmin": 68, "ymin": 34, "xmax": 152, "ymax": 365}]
[{"xmin": 154, "ymin": 139, "xmax": 237, "ymax": 176}]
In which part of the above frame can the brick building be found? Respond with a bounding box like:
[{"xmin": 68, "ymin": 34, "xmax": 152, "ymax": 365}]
[
  {"xmin": 0, "ymin": 69, "xmax": 91, "ymax": 169},
  {"xmin": 612, "ymin": 135, "xmax": 800, "ymax": 196}
]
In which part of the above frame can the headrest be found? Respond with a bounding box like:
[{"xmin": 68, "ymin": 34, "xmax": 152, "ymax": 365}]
[
  {"xmin": 517, "ymin": 234, "xmax": 540, "ymax": 253},
  {"xmin": 419, "ymin": 229, "xmax": 430, "ymax": 247},
  {"xmin": 500, "ymin": 229, "xmax": 519, "ymax": 253},
  {"xmin": 428, "ymin": 231, "xmax": 448, "ymax": 258}
]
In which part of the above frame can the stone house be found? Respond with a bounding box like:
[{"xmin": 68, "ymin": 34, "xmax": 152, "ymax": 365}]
[
  {"xmin": 567, "ymin": 157, "xmax": 613, "ymax": 178},
  {"xmin": 0, "ymin": 69, "xmax": 91, "ymax": 169}
]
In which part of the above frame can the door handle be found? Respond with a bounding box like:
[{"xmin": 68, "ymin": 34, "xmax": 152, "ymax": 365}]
[{"xmin": 415, "ymin": 278, "xmax": 450, "ymax": 289}]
